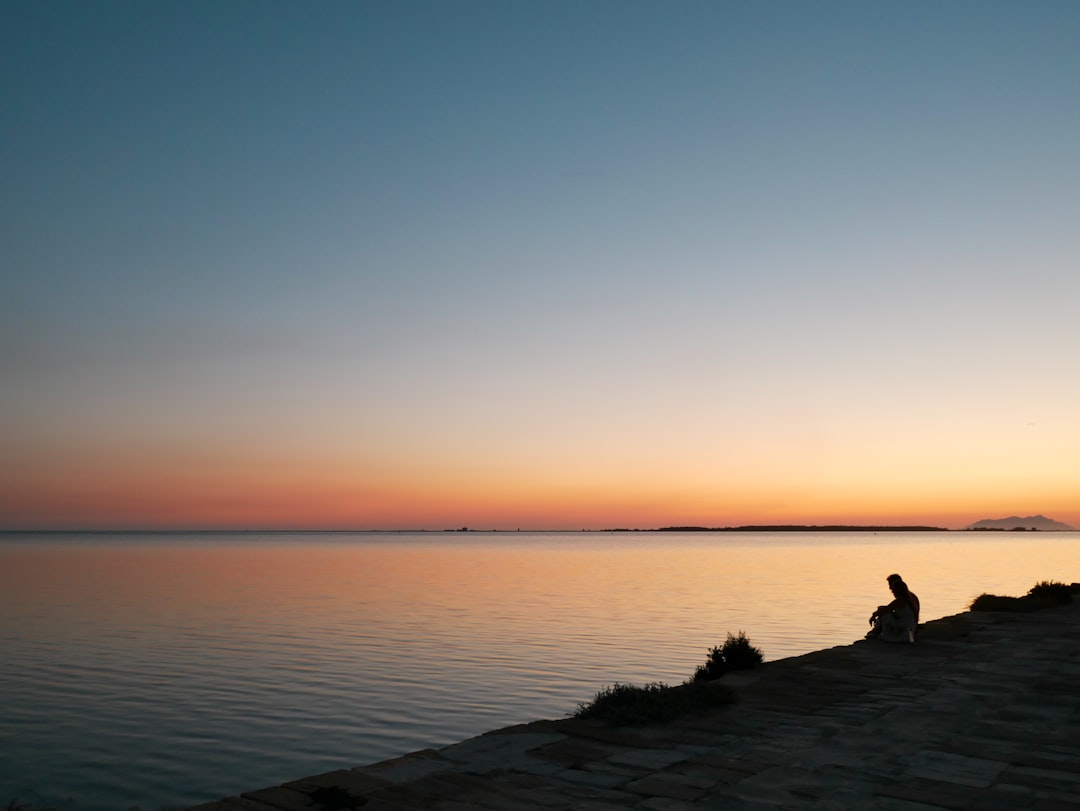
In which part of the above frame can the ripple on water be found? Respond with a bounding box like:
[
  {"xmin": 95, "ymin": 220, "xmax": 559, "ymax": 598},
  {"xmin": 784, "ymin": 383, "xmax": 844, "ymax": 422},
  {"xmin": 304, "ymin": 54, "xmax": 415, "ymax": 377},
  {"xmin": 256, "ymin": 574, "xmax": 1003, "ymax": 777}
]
[{"xmin": 3, "ymin": 530, "xmax": 1079, "ymax": 810}]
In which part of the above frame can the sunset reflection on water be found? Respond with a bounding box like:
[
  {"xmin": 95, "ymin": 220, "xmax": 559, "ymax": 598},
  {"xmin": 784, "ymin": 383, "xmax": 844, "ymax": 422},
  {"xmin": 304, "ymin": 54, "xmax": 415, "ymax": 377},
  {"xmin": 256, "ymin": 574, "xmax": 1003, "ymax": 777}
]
[{"xmin": 2, "ymin": 531, "xmax": 1078, "ymax": 811}]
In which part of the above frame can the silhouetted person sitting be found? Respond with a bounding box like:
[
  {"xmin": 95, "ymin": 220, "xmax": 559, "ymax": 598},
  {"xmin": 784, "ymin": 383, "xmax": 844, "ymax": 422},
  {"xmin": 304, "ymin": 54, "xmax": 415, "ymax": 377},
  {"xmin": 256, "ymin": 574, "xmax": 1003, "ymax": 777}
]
[{"xmin": 866, "ymin": 573, "xmax": 919, "ymax": 643}]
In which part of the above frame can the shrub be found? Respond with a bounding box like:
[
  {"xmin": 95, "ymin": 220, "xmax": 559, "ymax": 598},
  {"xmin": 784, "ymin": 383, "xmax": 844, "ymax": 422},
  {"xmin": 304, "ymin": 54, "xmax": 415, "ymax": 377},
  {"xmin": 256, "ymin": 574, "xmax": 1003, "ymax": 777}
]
[
  {"xmin": 572, "ymin": 631, "xmax": 761, "ymax": 724},
  {"xmin": 969, "ymin": 593, "xmax": 1023, "ymax": 611},
  {"xmin": 1026, "ymin": 580, "xmax": 1075, "ymax": 608},
  {"xmin": 572, "ymin": 680, "xmax": 734, "ymax": 725},
  {"xmin": 692, "ymin": 631, "xmax": 764, "ymax": 681},
  {"xmin": 970, "ymin": 580, "xmax": 1077, "ymax": 612}
]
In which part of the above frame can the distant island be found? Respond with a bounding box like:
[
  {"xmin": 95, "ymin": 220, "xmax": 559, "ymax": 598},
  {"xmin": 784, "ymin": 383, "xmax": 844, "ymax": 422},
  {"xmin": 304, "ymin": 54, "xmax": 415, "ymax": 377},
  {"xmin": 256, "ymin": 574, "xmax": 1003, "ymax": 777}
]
[
  {"xmin": 967, "ymin": 515, "xmax": 1075, "ymax": 532},
  {"xmin": 652, "ymin": 525, "xmax": 946, "ymax": 532}
]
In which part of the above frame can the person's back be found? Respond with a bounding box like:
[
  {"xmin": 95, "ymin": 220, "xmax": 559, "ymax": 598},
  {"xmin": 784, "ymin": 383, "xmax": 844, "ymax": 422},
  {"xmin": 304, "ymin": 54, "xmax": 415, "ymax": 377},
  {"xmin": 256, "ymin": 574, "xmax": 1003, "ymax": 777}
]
[{"xmin": 887, "ymin": 574, "xmax": 918, "ymax": 621}]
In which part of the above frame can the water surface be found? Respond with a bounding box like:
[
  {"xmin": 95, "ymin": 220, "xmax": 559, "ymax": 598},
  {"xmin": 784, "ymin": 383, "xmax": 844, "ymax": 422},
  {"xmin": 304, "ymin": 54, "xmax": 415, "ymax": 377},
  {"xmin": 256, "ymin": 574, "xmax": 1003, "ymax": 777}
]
[{"xmin": 2, "ymin": 530, "xmax": 1077, "ymax": 810}]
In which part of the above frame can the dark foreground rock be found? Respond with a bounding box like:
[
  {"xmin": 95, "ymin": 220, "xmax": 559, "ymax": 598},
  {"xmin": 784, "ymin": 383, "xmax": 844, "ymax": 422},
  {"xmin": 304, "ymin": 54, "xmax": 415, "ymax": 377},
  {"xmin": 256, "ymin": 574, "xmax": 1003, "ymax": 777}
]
[{"xmin": 187, "ymin": 600, "xmax": 1080, "ymax": 810}]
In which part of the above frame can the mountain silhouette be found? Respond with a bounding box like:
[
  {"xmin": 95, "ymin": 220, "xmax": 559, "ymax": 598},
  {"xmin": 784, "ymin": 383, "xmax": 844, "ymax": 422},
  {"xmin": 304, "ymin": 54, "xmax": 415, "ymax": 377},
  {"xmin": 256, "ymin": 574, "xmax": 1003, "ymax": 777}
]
[{"xmin": 968, "ymin": 514, "xmax": 1074, "ymax": 531}]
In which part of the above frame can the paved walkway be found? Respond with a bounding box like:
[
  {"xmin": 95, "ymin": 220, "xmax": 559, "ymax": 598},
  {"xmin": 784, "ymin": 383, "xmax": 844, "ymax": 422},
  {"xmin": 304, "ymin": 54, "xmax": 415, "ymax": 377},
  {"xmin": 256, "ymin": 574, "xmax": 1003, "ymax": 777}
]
[{"xmin": 188, "ymin": 599, "xmax": 1080, "ymax": 810}]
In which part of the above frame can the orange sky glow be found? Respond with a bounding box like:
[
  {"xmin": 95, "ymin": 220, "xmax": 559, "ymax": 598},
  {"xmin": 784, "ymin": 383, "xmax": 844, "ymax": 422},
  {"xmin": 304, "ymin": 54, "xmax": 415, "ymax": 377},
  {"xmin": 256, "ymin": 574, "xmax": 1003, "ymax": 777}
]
[
  {"xmin": 3, "ymin": 449, "xmax": 1077, "ymax": 530},
  {"xmin": 4, "ymin": 4, "xmax": 1079, "ymax": 534}
]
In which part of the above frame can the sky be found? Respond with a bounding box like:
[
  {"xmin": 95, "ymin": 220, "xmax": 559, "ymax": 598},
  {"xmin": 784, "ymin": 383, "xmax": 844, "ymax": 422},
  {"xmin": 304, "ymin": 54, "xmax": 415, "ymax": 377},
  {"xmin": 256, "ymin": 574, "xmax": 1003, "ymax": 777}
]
[{"xmin": 2, "ymin": 1, "xmax": 1079, "ymax": 531}]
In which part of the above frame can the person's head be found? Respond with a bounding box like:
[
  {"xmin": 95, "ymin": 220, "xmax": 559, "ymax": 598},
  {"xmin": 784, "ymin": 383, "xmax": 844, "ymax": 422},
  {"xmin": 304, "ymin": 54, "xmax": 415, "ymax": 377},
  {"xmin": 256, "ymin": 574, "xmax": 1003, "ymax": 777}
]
[{"xmin": 887, "ymin": 573, "xmax": 907, "ymax": 596}]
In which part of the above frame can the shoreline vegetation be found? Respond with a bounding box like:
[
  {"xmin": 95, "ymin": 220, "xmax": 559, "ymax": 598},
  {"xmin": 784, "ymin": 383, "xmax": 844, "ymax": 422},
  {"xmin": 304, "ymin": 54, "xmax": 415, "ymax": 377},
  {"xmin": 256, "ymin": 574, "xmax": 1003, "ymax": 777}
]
[
  {"xmin": 573, "ymin": 631, "xmax": 764, "ymax": 726},
  {"xmin": 969, "ymin": 580, "xmax": 1078, "ymax": 612}
]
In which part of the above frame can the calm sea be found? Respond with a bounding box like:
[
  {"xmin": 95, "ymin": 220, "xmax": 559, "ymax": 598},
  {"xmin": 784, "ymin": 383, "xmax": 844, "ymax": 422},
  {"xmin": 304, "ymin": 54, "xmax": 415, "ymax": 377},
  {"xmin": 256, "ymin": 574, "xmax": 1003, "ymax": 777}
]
[{"xmin": 2, "ymin": 530, "xmax": 1078, "ymax": 810}]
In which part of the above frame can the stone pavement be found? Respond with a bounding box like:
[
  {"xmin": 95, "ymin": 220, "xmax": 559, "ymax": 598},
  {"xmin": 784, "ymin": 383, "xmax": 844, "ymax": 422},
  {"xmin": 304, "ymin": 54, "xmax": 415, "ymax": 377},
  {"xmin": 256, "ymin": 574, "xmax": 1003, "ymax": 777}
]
[{"xmin": 187, "ymin": 599, "xmax": 1080, "ymax": 810}]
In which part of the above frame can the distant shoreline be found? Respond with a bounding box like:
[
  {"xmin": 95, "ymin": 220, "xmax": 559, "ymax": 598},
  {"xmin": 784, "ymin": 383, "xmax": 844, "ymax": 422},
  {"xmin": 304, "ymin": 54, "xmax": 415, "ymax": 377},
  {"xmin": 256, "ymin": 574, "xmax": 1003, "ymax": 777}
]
[
  {"xmin": 5, "ymin": 525, "xmax": 1079, "ymax": 535},
  {"xmin": 0, "ymin": 524, "xmax": 954, "ymax": 534},
  {"xmin": 650, "ymin": 524, "xmax": 947, "ymax": 532}
]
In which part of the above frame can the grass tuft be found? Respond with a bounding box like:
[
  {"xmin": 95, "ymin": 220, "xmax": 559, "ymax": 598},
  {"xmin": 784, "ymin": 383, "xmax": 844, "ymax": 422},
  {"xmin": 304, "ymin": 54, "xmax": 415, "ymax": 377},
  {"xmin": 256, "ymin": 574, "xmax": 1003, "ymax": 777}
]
[
  {"xmin": 573, "ymin": 630, "xmax": 761, "ymax": 725},
  {"xmin": 572, "ymin": 680, "xmax": 734, "ymax": 725}
]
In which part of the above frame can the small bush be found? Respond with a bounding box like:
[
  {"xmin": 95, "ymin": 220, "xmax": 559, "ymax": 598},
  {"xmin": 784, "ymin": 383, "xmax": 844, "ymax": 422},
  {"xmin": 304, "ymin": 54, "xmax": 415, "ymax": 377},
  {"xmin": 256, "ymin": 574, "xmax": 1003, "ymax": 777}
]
[
  {"xmin": 1027, "ymin": 580, "xmax": 1075, "ymax": 607},
  {"xmin": 692, "ymin": 631, "xmax": 764, "ymax": 681},
  {"xmin": 970, "ymin": 580, "xmax": 1077, "ymax": 612},
  {"xmin": 572, "ymin": 680, "xmax": 734, "ymax": 725},
  {"xmin": 969, "ymin": 593, "xmax": 1024, "ymax": 611},
  {"xmin": 572, "ymin": 632, "xmax": 761, "ymax": 725}
]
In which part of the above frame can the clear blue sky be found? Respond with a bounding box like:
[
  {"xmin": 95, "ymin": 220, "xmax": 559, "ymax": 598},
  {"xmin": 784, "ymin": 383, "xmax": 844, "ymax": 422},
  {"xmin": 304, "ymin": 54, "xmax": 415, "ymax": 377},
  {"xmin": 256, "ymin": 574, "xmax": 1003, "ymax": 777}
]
[{"xmin": 3, "ymin": 1, "xmax": 1079, "ymax": 529}]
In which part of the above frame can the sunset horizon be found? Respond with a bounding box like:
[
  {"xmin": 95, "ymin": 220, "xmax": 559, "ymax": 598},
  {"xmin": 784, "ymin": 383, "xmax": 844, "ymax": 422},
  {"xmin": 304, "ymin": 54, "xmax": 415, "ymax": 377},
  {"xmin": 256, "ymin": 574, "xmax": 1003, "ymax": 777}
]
[
  {"xmin": 3, "ymin": 502, "xmax": 1076, "ymax": 534},
  {"xmin": 4, "ymin": 1, "xmax": 1078, "ymax": 540}
]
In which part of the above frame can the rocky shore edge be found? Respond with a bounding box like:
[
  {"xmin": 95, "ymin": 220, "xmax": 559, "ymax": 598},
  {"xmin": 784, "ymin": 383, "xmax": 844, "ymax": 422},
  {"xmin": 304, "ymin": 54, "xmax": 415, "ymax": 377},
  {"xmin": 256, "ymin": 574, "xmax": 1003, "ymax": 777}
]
[{"xmin": 187, "ymin": 597, "xmax": 1080, "ymax": 810}]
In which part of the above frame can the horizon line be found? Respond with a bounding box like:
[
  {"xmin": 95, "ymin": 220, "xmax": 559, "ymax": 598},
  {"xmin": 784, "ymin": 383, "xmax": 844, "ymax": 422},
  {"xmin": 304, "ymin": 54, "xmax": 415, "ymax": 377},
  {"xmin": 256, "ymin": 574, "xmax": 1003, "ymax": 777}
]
[{"xmin": 0, "ymin": 524, "xmax": 975, "ymax": 534}]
